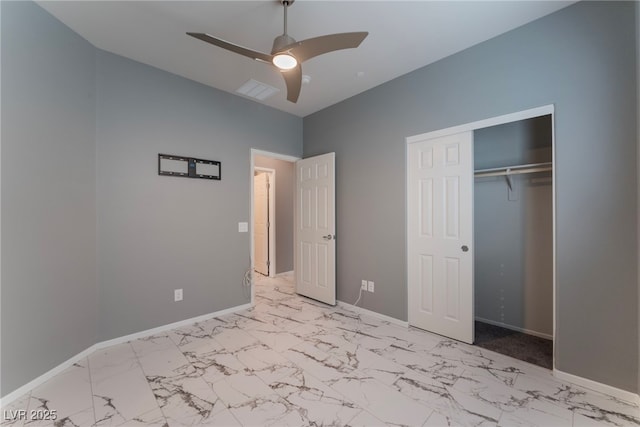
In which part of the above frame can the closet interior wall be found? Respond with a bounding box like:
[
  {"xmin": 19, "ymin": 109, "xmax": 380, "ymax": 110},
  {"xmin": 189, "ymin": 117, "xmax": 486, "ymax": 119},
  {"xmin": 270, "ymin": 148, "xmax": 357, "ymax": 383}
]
[{"xmin": 474, "ymin": 115, "xmax": 553, "ymax": 339}]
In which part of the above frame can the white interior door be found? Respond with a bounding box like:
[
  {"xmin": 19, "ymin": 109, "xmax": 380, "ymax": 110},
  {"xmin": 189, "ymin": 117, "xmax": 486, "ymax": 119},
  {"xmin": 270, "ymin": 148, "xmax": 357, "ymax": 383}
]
[
  {"xmin": 254, "ymin": 172, "xmax": 269, "ymax": 276},
  {"xmin": 295, "ymin": 153, "xmax": 336, "ymax": 305},
  {"xmin": 407, "ymin": 131, "xmax": 474, "ymax": 344}
]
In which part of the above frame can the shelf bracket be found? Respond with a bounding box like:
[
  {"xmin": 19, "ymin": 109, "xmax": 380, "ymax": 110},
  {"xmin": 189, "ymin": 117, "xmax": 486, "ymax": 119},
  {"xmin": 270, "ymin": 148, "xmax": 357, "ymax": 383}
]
[{"xmin": 505, "ymin": 168, "xmax": 513, "ymax": 191}]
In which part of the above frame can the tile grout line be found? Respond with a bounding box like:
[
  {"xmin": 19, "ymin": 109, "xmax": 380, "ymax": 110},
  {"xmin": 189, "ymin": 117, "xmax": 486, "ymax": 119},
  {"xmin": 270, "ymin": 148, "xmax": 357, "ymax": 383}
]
[
  {"xmin": 273, "ymin": 313, "xmax": 435, "ymax": 425},
  {"xmin": 85, "ymin": 356, "xmax": 97, "ymax": 426},
  {"xmin": 270, "ymin": 324, "xmax": 370, "ymax": 424},
  {"xmin": 192, "ymin": 356, "xmax": 244, "ymax": 426},
  {"xmin": 252, "ymin": 284, "xmax": 369, "ymax": 419},
  {"xmin": 127, "ymin": 340, "xmax": 169, "ymax": 426},
  {"xmin": 170, "ymin": 314, "xmax": 277, "ymax": 425}
]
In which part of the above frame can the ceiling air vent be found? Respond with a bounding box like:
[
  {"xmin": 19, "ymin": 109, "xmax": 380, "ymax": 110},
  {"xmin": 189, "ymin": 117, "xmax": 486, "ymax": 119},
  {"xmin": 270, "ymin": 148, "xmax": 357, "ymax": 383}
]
[{"xmin": 235, "ymin": 79, "xmax": 279, "ymax": 101}]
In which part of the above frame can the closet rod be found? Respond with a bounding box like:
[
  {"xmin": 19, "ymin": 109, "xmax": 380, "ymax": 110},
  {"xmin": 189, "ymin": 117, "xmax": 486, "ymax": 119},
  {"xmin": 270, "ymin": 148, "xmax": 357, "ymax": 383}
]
[{"xmin": 474, "ymin": 162, "xmax": 552, "ymax": 178}]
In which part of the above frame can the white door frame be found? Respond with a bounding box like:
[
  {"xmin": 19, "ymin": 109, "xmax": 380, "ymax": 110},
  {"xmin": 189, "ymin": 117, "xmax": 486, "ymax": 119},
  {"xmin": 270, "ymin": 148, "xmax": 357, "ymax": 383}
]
[
  {"xmin": 406, "ymin": 104, "xmax": 556, "ymax": 367},
  {"xmin": 254, "ymin": 167, "xmax": 276, "ymax": 278},
  {"xmin": 250, "ymin": 149, "xmax": 300, "ymax": 305}
]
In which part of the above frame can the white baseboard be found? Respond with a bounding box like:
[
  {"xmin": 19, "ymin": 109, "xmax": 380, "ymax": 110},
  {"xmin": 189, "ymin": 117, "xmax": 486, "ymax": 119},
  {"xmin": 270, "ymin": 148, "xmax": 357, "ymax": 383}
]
[
  {"xmin": 553, "ymin": 369, "xmax": 640, "ymax": 406},
  {"xmin": 0, "ymin": 344, "xmax": 97, "ymax": 408},
  {"xmin": 475, "ymin": 316, "xmax": 553, "ymax": 340},
  {"xmin": 0, "ymin": 302, "xmax": 253, "ymax": 407},
  {"xmin": 337, "ymin": 300, "xmax": 408, "ymax": 328},
  {"xmin": 95, "ymin": 303, "xmax": 252, "ymax": 350}
]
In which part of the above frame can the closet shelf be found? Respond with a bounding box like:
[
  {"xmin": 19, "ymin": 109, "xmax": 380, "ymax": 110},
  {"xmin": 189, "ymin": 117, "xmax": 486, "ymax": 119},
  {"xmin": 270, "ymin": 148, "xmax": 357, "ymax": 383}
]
[
  {"xmin": 474, "ymin": 162, "xmax": 552, "ymax": 178},
  {"xmin": 474, "ymin": 162, "xmax": 552, "ymax": 191}
]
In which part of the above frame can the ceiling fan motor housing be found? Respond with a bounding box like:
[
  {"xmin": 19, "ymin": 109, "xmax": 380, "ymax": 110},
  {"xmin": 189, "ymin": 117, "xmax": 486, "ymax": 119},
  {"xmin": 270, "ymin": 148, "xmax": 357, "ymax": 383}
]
[{"xmin": 272, "ymin": 34, "xmax": 296, "ymax": 54}]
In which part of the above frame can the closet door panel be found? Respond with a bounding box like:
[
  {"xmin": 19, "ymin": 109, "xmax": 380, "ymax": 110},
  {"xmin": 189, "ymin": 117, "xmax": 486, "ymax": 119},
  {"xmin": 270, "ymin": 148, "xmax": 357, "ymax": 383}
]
[
  {"xmin": 444, "ymin": 176, "xmax": 460, "ymax": 239},
  {"xmin": 419, "ymin": 255, "xmax": 434, "ymax": 314},
  {"xmin": 419, "ymin": 179, "xmax": 434, "ymax": 237},
  {"xmin": 408, "ymin": 131, "xmax": 473, "ymax": 344},
  {"xmin": 445, "ymin": 257, "xmax": 460, "ymax": 321}
]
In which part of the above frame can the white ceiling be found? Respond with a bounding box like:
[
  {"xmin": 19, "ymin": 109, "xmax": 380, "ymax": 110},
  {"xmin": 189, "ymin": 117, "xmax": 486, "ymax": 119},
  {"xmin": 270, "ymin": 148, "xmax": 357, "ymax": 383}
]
[{"xmin": 37, "ymin": 1, "xmax": 574, "ymax": 117}]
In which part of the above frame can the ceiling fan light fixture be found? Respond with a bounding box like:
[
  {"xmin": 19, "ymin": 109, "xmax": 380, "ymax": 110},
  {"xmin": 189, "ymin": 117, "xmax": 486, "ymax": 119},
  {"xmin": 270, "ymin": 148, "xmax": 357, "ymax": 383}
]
[
  {"xmin": 187, "ymin": 0, "xmax": 368, "ymax": 103},
  {"xmin": 272, "ymin": 53, "xmax": 298, "ymax": 70}
]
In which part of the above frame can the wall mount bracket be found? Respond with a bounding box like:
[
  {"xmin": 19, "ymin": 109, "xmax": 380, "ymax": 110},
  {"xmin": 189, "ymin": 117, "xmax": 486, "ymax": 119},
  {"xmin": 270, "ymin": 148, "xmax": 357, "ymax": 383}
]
[{"xmin": 158, "ymin": 154, "xmax": 221, "ymax": 180}]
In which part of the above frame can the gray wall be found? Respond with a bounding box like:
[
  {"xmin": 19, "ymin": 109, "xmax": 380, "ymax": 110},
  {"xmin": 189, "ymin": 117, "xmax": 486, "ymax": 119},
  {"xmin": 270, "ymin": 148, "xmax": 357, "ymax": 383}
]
[
  {"xmin": 304, "ymin": 1, "xmax": 638, "ymax": 392},
  {"xmin": 1, "ymin": 1, "xmax": 98, "ymax": 395},
  {"xmin": 637, "ymin": 0, "xmax": 640, "ymax": 397},
  {"xmin": 255, "ymin": 155, "xmax": 295, "ymax": 274},
  {"xmin": 474, "ymin": 117, "xmax": 553, "ymax": 337},
  {"xmin": 96, "ymin": 51, "xmax": 302, "ymax": 341},
  {"xmin": 1, "ymin": 1, "xmax": 302, "ymax": 396}
]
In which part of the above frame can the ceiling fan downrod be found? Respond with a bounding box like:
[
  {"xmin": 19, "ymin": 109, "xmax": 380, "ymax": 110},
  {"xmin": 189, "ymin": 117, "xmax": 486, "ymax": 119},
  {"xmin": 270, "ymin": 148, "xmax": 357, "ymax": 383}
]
[
  {"xmin": 283, "ymin": 0, "xmax": 289, "ymax": 36},
  {"xmin": 272, "ymin": 0, "xmax": 296, "ymax": 54}
]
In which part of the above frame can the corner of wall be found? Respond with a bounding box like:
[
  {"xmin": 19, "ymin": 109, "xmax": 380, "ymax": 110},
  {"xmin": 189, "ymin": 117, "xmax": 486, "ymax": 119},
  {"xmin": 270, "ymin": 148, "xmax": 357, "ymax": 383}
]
[
  {"xmin": 636, "ymin": 0, "xmax": 640, "ymax": 397},
  {"xmin": 1, "ymin": 0, "xmax": 98, "ymax": 398}
]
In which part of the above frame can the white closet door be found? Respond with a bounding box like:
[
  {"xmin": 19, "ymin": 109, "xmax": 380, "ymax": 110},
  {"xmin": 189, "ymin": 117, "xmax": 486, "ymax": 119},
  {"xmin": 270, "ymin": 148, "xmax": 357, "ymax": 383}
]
[{"xmin": 407, "ymin": 131, "xmax": 474, "ymax": 344}]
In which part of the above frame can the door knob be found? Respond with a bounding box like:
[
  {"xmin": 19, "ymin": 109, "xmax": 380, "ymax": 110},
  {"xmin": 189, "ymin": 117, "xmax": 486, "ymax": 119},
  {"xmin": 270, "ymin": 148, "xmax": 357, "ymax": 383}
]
[
  {"xmin": 322, "ymin": 234, "xmax": 334, "ymax": 240},
  {"xmin": 461, "ymin": 245, "xmax": 469, "ymax": 252}
]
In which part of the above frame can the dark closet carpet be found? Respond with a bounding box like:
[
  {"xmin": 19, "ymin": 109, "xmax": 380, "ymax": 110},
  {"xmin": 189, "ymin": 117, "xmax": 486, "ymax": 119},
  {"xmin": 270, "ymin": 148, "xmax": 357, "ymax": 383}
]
[{"xmin": 474, "ymin": 321, "xmax": 553, "ymax": 369}]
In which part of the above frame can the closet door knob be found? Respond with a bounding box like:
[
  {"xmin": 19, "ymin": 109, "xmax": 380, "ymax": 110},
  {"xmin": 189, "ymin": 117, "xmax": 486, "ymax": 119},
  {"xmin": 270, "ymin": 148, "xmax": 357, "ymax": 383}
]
[{"xmin": 461, "ymin": 245, "xmax": 469, "ymax": 252}]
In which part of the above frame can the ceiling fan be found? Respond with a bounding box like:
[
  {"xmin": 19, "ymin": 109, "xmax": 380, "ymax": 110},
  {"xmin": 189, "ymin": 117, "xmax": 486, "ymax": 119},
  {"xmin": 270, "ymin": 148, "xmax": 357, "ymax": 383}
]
[{"xmin": 187, "ymin": 0, "xmax": 368, "ymax": 103}]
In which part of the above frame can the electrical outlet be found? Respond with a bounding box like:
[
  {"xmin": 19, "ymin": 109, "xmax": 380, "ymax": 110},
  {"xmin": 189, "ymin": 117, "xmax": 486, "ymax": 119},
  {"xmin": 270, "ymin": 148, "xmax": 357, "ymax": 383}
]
[
  {"xmin": 174, "ymin": 288, "xmax": 183, "ymax": 302},
  {"xmin": 361, "ymin": 280, "xmax": 368, "ymax": 291},
  {"xmin": 367, "ymin": 281, "xmax": 375, "ymax": 293}
]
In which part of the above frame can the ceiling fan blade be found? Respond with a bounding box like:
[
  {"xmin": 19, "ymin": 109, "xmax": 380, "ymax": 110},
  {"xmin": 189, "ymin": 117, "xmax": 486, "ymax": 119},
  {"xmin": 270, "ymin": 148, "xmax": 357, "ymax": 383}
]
[
  {"xmin": 187, "ymin": 32, "xmax": 273, "ymax": 63},
  {"xmin": 280, "ymin": 64, "xmax": 302, "ymax": 103},
  {"xmin": 284, "ymin": 32, "xmax": 368, "ymax": 63}
]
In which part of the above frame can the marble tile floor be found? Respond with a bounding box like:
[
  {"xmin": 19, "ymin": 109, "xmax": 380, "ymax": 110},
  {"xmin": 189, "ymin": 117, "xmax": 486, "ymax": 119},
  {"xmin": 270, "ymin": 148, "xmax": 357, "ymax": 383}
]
[{"xmin": 2, "ymin": 273, "xmax": 639, "ymax": 427}]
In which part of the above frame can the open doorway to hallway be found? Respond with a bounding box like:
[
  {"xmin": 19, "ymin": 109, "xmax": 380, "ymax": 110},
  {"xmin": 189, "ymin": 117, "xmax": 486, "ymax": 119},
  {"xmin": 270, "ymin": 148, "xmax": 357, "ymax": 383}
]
[
  {"xmin": 254, "ymin": 167, "xmax": 275, "ymax": 277},
  {"xmin": 250, "ymin": 150, "xmax": 298, "ymax": 304}
]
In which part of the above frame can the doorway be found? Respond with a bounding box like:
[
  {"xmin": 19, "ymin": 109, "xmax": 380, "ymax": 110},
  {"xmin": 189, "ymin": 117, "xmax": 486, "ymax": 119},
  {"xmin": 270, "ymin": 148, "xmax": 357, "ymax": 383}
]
[
  {"xmin": 406, "ymin": 105, "xmax": 556, "ymax": 369},
  {"xmin": 472, "ymin": 115, "xmax": 553, "ymax": 369},
  {"xmin": 254, "ymin": 168, "xmax": 275, "ymax": 277},
  {"xmin": 250, "ymin": 149, "xmax": 299, "ymax": 305}
]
